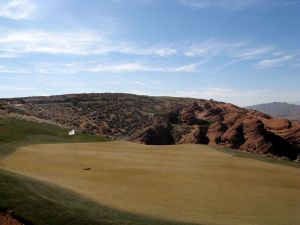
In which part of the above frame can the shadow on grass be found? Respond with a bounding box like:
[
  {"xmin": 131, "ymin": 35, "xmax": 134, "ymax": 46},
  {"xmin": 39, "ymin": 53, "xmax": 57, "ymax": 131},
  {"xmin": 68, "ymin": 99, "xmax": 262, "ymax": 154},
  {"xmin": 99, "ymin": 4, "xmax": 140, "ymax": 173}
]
[
  {"xmin": 0, "ymin": 169, "xmax": 201, "ymax": 225},
  {"xmin": 210, "ymin": 145, "xmax": 300, "ymax": 168}
]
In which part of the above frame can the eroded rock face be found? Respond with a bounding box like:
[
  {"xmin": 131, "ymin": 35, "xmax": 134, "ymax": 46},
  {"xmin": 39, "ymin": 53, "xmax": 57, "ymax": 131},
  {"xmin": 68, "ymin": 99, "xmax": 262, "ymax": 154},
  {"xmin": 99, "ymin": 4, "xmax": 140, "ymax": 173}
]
[
  {"xmin": 132, "ymin": 101, "xmax": 300, "ymax": 160},
  {"xmin": 207, "ymin": 121, "xmax": 228, "ymax": 144},
  {"xmin": 221, "ymin": 124, "xmax": 245, "ymax": 149},
  {"xmin": 177, "ymin": 125, "xmax": 209, "ymax": 144},
  {"xmin": 133, "ymin": 121, "xmax": 174, "ymax": 145},
  {"xmin": 239, "ymin": 119, "xmax": 272, "ymax": 154},
  {"xmin": 265, "ymin": 118, "xmax": 291, "ymax": 130}
]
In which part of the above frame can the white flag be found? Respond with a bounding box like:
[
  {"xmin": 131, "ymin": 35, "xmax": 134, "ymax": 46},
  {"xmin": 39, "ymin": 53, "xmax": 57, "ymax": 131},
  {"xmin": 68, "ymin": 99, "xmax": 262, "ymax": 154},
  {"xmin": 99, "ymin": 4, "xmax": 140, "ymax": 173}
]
[{"xmin": 69, "ymin": 129, "xmax": 75, "ymax": 135}]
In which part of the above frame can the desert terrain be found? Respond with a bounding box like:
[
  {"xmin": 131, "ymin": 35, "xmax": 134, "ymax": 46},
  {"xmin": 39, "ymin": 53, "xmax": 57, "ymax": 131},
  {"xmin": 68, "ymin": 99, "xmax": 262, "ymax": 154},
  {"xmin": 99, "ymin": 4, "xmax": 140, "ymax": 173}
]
[{"xmin": 1, "ymin": 93, "xmax": 300, "ymax": 160}]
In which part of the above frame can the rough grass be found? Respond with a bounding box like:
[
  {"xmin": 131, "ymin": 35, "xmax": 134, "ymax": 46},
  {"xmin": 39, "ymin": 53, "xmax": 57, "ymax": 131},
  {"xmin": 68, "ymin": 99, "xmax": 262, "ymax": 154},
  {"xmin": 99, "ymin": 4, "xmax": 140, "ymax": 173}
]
[{"xmin": 213, "ymin": 146, "xmax": 300, "ymax": 168}]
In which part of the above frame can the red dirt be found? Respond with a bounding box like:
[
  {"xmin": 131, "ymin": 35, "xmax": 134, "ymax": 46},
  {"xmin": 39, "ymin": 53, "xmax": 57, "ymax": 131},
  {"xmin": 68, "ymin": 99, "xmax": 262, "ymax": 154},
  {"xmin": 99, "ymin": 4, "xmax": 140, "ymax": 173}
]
[{"xmin": 0, "ymin": 212, "xmax": 23, "ymax": 225}]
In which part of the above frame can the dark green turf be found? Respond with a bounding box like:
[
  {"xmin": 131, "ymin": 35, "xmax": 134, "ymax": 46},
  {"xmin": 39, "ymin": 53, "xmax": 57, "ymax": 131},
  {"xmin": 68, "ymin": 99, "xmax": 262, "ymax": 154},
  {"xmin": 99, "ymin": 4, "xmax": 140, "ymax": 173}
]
[
  {"xmin": 0, "ymin": 117, "xmax": 200, "ymax": 225},
  {"xmin": 210, "ymin": 146, "xmax": 300, "ymax": 168},
  {"xmin": 0, "ymin": 117, "xmax": 109, "ymax": 159}
]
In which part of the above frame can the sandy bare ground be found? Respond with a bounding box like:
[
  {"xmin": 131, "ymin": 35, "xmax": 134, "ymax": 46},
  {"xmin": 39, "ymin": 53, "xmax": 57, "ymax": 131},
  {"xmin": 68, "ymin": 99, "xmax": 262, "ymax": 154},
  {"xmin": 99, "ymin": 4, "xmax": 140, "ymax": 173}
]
[{"xmin": 0, "ymin": 141, "xmax": 299, "ymax": 225}]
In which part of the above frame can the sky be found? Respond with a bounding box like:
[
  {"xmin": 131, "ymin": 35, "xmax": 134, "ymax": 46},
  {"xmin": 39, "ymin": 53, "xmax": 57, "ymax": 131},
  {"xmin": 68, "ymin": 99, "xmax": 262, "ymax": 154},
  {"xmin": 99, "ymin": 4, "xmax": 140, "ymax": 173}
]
[{"xmin": 0, "ymin": 0, "xmax": 299, "ymax": 106}]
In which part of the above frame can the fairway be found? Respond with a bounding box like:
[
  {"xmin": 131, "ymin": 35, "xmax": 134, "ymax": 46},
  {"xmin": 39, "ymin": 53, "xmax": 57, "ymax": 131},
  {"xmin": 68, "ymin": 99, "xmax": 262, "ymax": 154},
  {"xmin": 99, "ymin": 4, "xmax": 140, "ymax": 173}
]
[{"xmin": 1, "ymin": 141, "xmax": 299, "ymax": 225}]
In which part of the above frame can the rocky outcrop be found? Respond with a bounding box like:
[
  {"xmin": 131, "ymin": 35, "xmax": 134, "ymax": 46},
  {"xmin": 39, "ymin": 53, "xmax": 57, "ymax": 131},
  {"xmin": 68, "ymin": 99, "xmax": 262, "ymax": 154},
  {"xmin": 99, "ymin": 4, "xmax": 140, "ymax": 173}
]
[
  {"xmin": 177, "ymin": 125, "xmax": 209, "ymax": 144},
  {"xmin": 132, "ymin": 101, "xmax": 300, "ymax": 160},
  {"xmin": 132, "ymin": 121, "xmax": 174, "ymax": 145}
]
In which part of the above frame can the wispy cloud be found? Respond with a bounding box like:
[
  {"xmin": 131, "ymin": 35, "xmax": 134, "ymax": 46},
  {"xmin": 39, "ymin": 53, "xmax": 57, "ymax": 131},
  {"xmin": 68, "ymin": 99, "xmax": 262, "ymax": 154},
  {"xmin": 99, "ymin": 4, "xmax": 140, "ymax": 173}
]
[
  {"xmin": 183, "ymin": 39, "xmax": 246, "ymax": 57},
  {"xmin": 0, "ymin": 30, "xmax": 177, "ymax": 57},
  {"xmin": 0, "ymin": 29, "xmax": 293, "ymax": 71},
  {"xmin": 33, "ymin": 61, "xmax": 201, "ymax": 74},
  {"xmin": 0, "ymin": 61, "xmax": 200, "ymax": 74},
  {"xmin": 232, "ymin": 47, "xmax": 273, "ymax": 59},
  {"xmin": 0, "ymin": 0, "xmax": 36, "ymax": 20},
  {"xmin": 0, "ymin": 29, "xmax": 272, "ymax": 60},
  {"xmin": 183, "ymin": 39, "xmax": 272, "ymax": 59},
  {"xmin": 215, "ymin": 46, "xmax": 273, "ymax": 69},
  {"xmin": 0, "ymin": 30, "xmax": 105, "ymax": 56},
  {"xmin": 255, "ymin": 55, "xmax": 294, "ymax": 68}
]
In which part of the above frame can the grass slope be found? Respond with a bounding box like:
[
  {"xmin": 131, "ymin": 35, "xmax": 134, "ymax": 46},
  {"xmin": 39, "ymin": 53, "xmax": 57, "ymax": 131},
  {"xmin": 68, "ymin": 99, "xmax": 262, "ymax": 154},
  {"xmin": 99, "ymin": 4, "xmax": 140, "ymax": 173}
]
[
  {"xmin": 2, "ymin": 141, "xmax": 300, "ymax": 225},
  {"xmin": 0, "ymin": 169, "xmax": 197, "ymax": 225},
  {"xmin": 0, "ymin": 117, "xmax": 195, "ymax": 225},
  {"xmin": 0, "ymin": 117, "xmax": 108, "ymax": 159}
]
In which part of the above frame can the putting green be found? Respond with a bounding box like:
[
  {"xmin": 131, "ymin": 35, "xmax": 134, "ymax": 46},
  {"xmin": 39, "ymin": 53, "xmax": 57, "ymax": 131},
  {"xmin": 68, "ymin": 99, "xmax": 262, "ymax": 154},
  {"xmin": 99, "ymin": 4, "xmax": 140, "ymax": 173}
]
[{"xmin": 0, "ymin": 141, "xmax": 299, "ymax": 225}]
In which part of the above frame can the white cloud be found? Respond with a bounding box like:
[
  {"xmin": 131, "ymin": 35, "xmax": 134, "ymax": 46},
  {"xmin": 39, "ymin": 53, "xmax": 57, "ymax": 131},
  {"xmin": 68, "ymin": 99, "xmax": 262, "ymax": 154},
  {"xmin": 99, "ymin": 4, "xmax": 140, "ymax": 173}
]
[
  {"xmin": 215, "ymin": 47, "xmax": 273, "ymax": 69},
  {"xmin": 34, "ymin": 61, "xmax": 200, "ymax": 74},
  {"xmin": 0, "ymin": 30, "xmax": 178, "ymax": 57},
  {"xmin": 110, "ymin": 45, "xmax": 177, "ymax": 57},
  {"xmin": 0, "ymin": 0, "xmax": 36, "ymax": 20},
  {"xmin": 0, "ymin": 30, "xmax": 105, "ymax": 56},
  {"xmin": 0, "ymin": 29, "xmax": 272, "ymax": 60},
  {"xmin": 184, "ymin": 40, "xmax": 273, "ymax": 61},
  {"xmin": 256, "ymin": 55, "xmax": 294, "ymax": 68},
  {"xmin": 178, "ymin": 0, "xmax": 264, "ymax": 10},
  {"xmin": 0, "ymin": 29, "xmax": 293, "ymax": 71},
  {"xmin": 232, "ymin": 47, "xmax": 272, "ymax": 59},
  {"xmin": 172, "ymin": 63, "xmax": 200, "ymax": 72},
  {"xmin": 183, "ymin": 39, "xmax": 246, "ymax": 57}
]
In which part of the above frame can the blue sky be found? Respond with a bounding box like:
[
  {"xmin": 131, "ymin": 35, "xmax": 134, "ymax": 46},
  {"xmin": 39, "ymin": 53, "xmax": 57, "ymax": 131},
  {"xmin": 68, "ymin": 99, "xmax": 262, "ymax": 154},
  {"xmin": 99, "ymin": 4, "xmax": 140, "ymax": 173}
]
[{"xmin": 0, "ymin": 0, "xmax": 299, "ymax": 106}]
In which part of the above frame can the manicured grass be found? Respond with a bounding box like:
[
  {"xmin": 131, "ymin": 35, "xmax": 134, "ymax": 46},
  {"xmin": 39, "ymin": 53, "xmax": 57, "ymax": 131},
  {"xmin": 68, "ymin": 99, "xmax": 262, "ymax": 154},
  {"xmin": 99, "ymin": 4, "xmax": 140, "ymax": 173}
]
[
  {"xmin": 0, "ymin": 117, "xmax": 197, "ymax": 225},
  {"xmin": 2, "ymin": 141, "xmax": 300, "ymax": 225}
]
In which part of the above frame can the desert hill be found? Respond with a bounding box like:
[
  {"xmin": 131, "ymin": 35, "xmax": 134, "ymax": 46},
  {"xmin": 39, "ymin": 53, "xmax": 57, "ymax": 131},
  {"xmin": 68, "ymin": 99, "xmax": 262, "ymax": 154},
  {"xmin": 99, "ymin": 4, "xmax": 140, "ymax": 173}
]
[
  {"xmin": 0, "ymin": 93, "xmax": 299, "ymax": 160},
  {"xmin": 247, "ymin": 102, "xmax": 300, "ymax": 121}
]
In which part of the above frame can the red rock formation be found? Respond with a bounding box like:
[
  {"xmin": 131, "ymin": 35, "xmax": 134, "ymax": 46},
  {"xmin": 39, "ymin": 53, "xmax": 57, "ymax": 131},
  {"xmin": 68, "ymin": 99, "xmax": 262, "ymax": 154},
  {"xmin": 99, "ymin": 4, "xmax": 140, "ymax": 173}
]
[
  {"xmin": 133, "ymin": 121, "xmax": 174, "ymax": 145},
  {"xmin": 133, "ymin": 101, "xmax": 300, "ymax": 160},
  {"xmin": 1, "ymin": 93, "xmax": 299, "ymax": 160}
]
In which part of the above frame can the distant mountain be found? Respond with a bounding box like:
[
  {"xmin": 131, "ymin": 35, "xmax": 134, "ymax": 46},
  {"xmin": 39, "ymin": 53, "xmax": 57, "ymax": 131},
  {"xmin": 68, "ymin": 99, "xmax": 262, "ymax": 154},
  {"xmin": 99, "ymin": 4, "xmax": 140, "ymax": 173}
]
[
  {"xmin": 289, "ymin": 101, "xmax": 300, "ymax": 106},
  {"xmin": 247, "ymin": 102, "xmax": 300, "ymax": 121}
]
